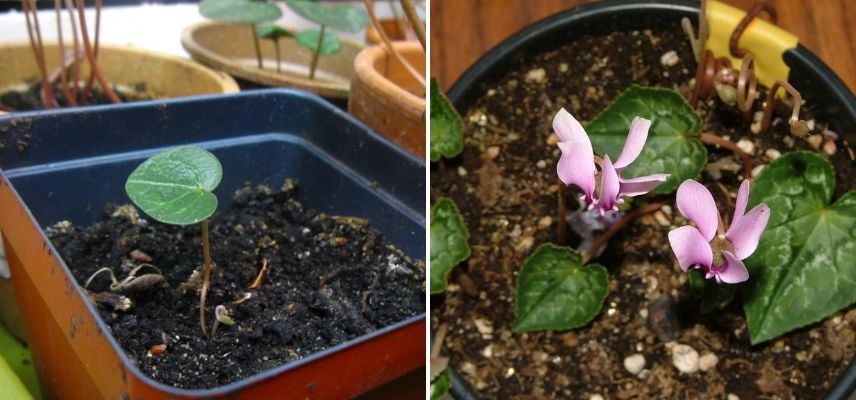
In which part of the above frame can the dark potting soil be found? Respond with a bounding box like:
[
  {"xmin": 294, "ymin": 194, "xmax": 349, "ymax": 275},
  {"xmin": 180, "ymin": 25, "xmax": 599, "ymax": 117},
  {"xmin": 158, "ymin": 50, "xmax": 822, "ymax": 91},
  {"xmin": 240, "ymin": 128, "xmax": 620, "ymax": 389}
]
[
  {"xmin": 0, "ymin": 80, "xmax": 149, "ymax": 112},
  {"xmin": 48, "ymin": 183, "xmax": 425, "ymax": 389},
  {"xmin": 431, "ymin": 22, "xmax": 856, "ymax": 399}
]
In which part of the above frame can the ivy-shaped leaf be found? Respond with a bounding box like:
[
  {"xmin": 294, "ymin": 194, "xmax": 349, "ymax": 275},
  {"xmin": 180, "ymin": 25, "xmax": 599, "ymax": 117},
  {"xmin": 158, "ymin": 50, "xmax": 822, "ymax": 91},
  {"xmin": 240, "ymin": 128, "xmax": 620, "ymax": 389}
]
[
  {"xmin": 513, "ymin": 244, "xmax": 608, "ymax": 332},
  {"xmin": 295, "ymin": 28, "xmax": 342, "ymax": 56},
  {"xmin": 586, "ymin": 85, "xmax": 707, "ymax": 193},
  {"xmin": 429, "ymin": 78, "xmax": 464, "ymax": 162},
  {"xmin": 284, "ymin": 0, "xmax": 368, "ymax": 33},
  {"xmin": 429, "ymin": 198, "xmax": 471, "ymax": 294},
  {"xmin": 430, "ymin": 368, "xmax": 451, "ymax": 400},
  {"xmin": 688, "ymin": 269, "xmax": 735, "ymax": 314},
  {"xmin": 742, "ymin": 151, "xmax": 856, "ymax": 344},
  {"xmin": 199, "ymin": 0, "xmax": 282, "ymax": 24},
  {"xmin": 125, "ymin": 147, "xmax": 222, "ymax": 226}
]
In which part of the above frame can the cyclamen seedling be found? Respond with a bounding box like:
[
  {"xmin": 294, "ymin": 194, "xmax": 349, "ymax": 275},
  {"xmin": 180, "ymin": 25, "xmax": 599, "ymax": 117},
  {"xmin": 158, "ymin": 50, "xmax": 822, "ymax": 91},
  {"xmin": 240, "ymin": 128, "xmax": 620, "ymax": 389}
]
[
  {"xmin": 199, "ymin": 0, "xmax": 283, "ymax": 70},
  {"xmin": 125, "ymin": 146, "xmax": 222, "ymax": 337},
  {"xmin": 284, "ymin": 0, "xmax": 368, "ymax": 79}
]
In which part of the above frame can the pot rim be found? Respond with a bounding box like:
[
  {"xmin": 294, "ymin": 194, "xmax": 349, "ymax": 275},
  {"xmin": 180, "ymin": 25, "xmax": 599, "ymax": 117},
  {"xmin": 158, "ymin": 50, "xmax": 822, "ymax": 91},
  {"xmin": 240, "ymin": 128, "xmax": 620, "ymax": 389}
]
[
  {"xmin": 352, "ymin": 41, "xmax": 426, "ymax": 117},
  {"xmin": 441, "ymin": 1, "xmax": 856, "ymax": 399},
  {"xmin": 0, "ymin": 88, "xmax": 427, "ymax": 396}
]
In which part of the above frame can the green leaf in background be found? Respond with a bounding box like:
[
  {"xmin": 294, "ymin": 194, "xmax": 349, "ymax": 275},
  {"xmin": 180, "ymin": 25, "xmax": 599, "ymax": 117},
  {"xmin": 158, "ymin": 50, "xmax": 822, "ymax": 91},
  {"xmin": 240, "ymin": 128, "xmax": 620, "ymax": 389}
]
[
  {"xmin": 688, "ymin": 268, "xmax": 735, "ymax": 314},
  {"xmin": 586, "ymin": 85, "xmax": 707, "ymax": 193},
  {"xmin": 199, "ymin": 0, "xmax": 282, "ymax": 24},
  {"xmin": 295, "ymin": 28, "xmax": 342, "ymax": 56},
  {"xmin": 742, "ymin": 151, "xmax": 856, "ymax": 344},
  {"xmin": 429, "ymin": 78, "xmax": 464, "ymax": 162},
  {"xmin": 255, "ymin": 24, "xmax": 293, "ymax": 40},
  {"xmin": 0, "ymin": 324, "xmax": 39, "ymax": 399},
  {"xmin": 430, "ymin": 198, "xmax": 471, "ymax": 294},
  {"xmin": 430, "ymin": 368, "xmax": 451, "ymax": 400},
  {"xmin": 284, "ymin": 0, "xmax": 368, "ymax": 33},
  {"xmin": 513, "ymin": 244, "xmax": 608, "ymax": 332},
  {"xmin": 125, "ymin": 147, "xmax": 223, "ymax": 226}
]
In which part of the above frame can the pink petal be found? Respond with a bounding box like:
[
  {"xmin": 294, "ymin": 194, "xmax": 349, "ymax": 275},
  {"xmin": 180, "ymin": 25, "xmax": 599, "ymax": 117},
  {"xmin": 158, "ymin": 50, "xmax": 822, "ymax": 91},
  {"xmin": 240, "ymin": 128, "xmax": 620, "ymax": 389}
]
[
  {"xmin": 598, "ymin": 155, "xmax": 620, "ymax": 212},
  {"xmin": 557, "ymin": 139, "xmax": 597, "ymax": 203},
  {"xmin": 614, "ymin": 117, "xmax": 651, "ymax": 170},
  {"xmin": 553, "ymin": 108, "xmax": 591, "ymax": 146},
  {"xmin": 715, "ymin": 251, "xmax": 749, "ymax": 283},
  {"xmin": 725, "ymin": 203, "xmax": 770, "ymax": 260},
  {"xmin": 731, "ymin": 179, "xmax": 750, "ymax": 228},
  {"xmin": 618, "ymin": 173, "xmax": 670, "ymax": 197},
  {"xmin": 676, "ymin": 180, "xmax": 720, "ymax": 242},
  {"xmin": 668, "ymin": 225, "xmax": 713, "ymax": 272}
]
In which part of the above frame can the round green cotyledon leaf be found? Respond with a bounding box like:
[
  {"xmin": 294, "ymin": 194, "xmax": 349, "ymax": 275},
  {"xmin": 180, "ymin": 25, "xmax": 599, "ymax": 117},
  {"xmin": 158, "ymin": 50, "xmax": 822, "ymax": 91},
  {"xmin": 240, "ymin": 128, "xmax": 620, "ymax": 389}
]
[
  {"xmin": 429, "ymin": 78, "xmax": 464, "ymax": 162},
  {"xmin": 199, "ymin": 0, "xmax": 282, "ymax": 25},
  {"xmin": 429, "ymin": 198, "xmax": 471, "ymax": 294},
  {"xmin": 742, "ymin": 151, "xmax": 856, "ymax": 344},
  {"xmin": 125, "ymin": 147, "xmax": 222, "ymax": 226},
  {"xmin": 284, "ymin": 0, "xmax": 368, "ymax": 33},
  {"xmin": 514, "ymin": 244, "xmax": 608, "ymax": 332},
  {"xmin": 256, "ymin": 24, "xmax": 293, "ymax": 40},
  {"xmin": 586, "ymin": 85, "xmax": 707, "ymax": 194},
  {"xmin": 295, "ymin": 28, "xmax": 342, "ymax": 55}
]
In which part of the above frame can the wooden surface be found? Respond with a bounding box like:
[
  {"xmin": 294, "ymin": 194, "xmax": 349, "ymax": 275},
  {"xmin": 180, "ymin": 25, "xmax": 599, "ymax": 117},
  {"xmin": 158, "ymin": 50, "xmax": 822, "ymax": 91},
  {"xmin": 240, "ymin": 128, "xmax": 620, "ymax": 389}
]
[{"xmin": 431, "ymin": 0, "xmax": 856, "ymax": 93}]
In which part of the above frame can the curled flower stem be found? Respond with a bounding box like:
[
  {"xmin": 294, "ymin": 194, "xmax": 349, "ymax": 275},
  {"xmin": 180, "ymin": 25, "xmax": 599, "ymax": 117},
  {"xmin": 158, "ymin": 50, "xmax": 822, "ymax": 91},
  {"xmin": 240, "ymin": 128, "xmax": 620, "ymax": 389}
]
[
  {"xmin": 54, "ymin": 0, "xmax": 76, "ymax": 106},
  {"xmin": 22, "ymin": 0, "xmax": 55, "ymax": 108},
  {"xmin": 75, "ymin": 0, "xmax": 120, "ymax": 104},
  {"xmin": 736, "ymin": 53, "xmax": 757, "ymax": 124},
  {"xmin": 729, "ymin": 2, "xmax": 777, "ymax": 58},
  {"xmin": 698, "ymin": 132, "xmax": 754, "ymax": 179},
  {"xmin": 760, "ymin": 80, "xmax": 802, "ymax": 132},
  {"xmin": 399, "ymin": 0, "xmax": 425, "ymax": 50},
  {"xmin": 583, "ymin": 202, "xmax": 667, "ymax": 264}
]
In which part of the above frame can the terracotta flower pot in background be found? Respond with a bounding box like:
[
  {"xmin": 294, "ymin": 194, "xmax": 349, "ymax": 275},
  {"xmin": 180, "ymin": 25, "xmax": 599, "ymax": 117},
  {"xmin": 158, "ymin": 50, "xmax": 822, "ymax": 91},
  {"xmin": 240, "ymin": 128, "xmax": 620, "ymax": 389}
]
[
  {"xmin": 181, "ymin": 22, "xmax": 363, "ymax": 100},
  {"xmin": 365, "ymin": 19, "xmax": 417, "ymax": 44},
  {"xmin": 349, "ymin": 41, "xmax": 426, "ymax": 158}
]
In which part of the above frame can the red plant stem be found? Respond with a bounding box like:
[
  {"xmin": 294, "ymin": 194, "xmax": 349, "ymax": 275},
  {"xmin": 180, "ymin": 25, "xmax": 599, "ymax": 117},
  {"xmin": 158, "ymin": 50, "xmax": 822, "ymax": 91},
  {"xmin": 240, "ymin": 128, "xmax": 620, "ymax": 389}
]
[
  {"xmin": 75, "ymin": 0, "xmax": 120, "ymax": 104},
  {"xmin": 308, "ymin": 24, "xmax": 326, "ymax": 80},
  {"xmin": 64, "ymin": 0, "xmax": 81, "ymax": 101},
  {"xmin": 54, "ymin": 0, "xmax": 76, "ymax": 106},
  {"xmin": 22, "ymin": 0, "xmax": 56, "ymax": 109},
  {"xmin": 583, "ymin": 202, "xmax": 667, "ymax": 264},
  {"xmin": 557, "ymin": 180, "xmax": 567, "ymax": 245},
  {"xmin": 82, "ymin": 0, "xmax": 102, "ymax": 99},
  {"xmin": 199, "ymin": 219, "xmax": 213, "ymax": 337},
  {"xmin": 699, "ymin": 132, "xmax": 754, "ymax": 179},
  {"xmin": 64, "ymin": 0, "xmax": 83, "ymax": 100}
]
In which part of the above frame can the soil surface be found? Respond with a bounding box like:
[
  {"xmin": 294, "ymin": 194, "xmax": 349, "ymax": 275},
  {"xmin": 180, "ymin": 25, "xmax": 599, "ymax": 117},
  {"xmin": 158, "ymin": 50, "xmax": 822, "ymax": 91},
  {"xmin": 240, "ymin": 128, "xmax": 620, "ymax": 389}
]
[
  {"xmin": 431, "ymin": 23, "xmax": 856, "ymax": 399},
  {"xmin": 48, "ymin": 183, "xmax": 425, "ymax": 389},
  {"xmin": 0, "ymin": 80, "xmax": 150, "ymax": 112}
]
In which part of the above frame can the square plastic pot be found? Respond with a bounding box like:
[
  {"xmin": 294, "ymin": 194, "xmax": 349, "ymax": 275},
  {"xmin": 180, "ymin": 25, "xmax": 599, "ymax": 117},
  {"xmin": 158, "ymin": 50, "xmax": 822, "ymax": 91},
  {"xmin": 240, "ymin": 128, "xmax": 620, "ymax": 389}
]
[{"xmin": 0, "ymin": 89, "xmax": 425, "ymax": 399}]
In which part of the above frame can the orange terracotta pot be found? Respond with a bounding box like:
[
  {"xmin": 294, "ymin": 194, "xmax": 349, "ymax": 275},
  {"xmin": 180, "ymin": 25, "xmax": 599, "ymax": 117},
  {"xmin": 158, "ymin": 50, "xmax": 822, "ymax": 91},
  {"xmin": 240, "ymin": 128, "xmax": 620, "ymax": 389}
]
[
  {"xmin": 349, "ymin": 42, "xmax": 426, "ymax": 158},
  {"xmin": 365, "ymin": 19, "xmax": 417, "ymax": 44}
]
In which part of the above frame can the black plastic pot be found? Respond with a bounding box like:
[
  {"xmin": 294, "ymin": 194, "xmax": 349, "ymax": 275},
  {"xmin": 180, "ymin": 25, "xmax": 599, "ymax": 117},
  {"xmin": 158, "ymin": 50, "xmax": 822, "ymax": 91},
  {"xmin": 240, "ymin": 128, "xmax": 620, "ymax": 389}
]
[
  {"xmin": 442, "ymin": 1, "xmax": 856, "ymax": 398},
  {"xmin": 0, "ymin": 89, "xmax": 425, "ymax": 399}
]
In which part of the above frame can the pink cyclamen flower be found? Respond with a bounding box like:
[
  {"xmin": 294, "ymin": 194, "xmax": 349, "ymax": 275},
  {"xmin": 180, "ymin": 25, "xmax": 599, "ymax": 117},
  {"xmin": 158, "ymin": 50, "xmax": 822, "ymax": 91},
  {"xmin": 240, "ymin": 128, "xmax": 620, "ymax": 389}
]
[
  {"xmin": 668, "ymin": 179, "xmax": 770, "ymax": 284},
  {"xmin": 554, "ymin": 108, "xmax": 669, "ymax": 214}
]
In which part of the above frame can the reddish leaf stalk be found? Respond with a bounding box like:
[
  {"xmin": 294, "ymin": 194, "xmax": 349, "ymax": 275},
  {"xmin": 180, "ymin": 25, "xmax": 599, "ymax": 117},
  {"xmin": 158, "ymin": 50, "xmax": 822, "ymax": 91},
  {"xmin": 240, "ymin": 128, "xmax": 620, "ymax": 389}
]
[
  {"xmin": 308, "ymin": 24, "xmax": 326, "ymax": 80},
  {"xmin": 22, "ymin": 0, "xmax": 56, "ymax": 108},
  {"xmin": 699, "ymin": 132, "xmax": 754, "ymax": 179},
  {"xmin": 582, "ymin": 202, "xmax": 667, "ymax": 264},
  {"xmin": 399, "ymin": 0, "xmax": 425, "ymax": 50},
  {"xmin": 54, "ymin": 0, "xmax": 76, "ymax": 106},
  {"xmin": 199, "ymin": 219, "xmax": 213, "ymax": 337},
  {"xmin": 75, "ymin": 0, "xmax": 120, "ymax": 104},
  {"xmin": 82, "ymin": 0, "xmax": 103, "ymax": 99},
  {"xmin": 64, "ymin": 0, "xmax": 82, "ymax": 101}
]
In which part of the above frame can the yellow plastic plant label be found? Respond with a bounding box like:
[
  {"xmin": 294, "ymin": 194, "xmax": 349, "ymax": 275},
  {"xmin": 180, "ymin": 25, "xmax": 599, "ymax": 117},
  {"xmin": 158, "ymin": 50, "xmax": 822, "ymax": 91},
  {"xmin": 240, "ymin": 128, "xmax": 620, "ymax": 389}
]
[{"xmin": 705, "ymin": 0, "xmax": 798, "ymax": 89}]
